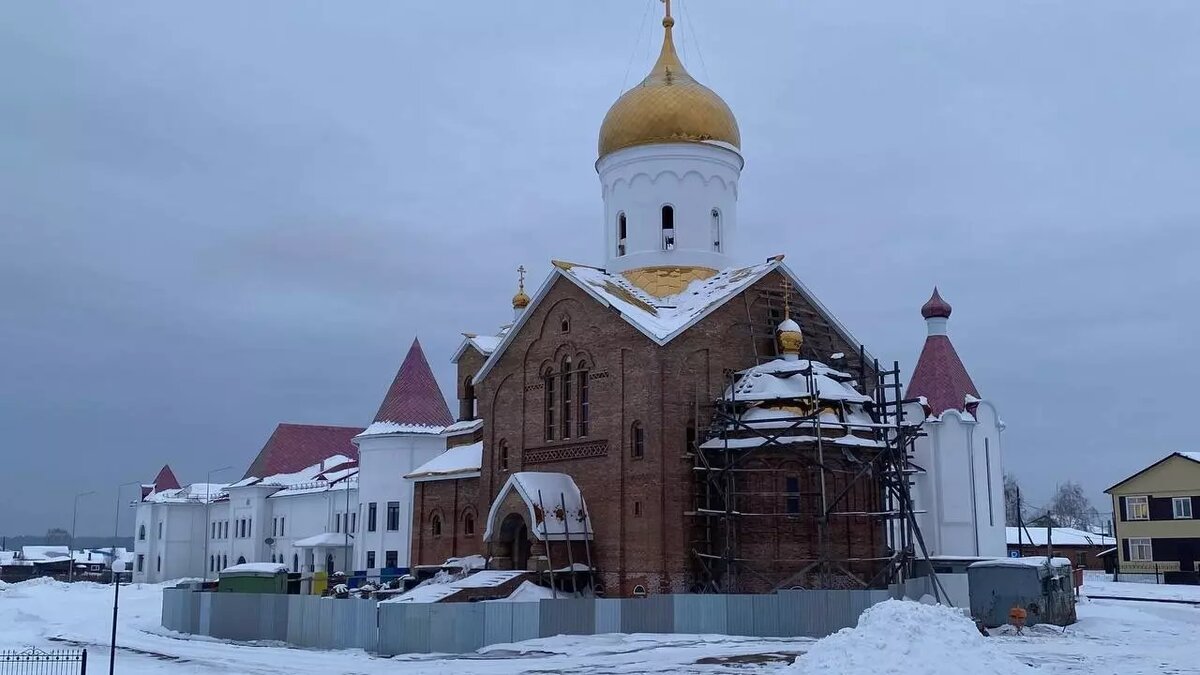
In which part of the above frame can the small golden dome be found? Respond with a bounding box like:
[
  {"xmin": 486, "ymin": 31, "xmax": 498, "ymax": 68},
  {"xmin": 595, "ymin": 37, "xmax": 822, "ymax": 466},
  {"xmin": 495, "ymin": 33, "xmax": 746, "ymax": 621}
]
[
  {"xmin": 597, "ymin": 13, "xmax": 740, "ymax": 159},
  {"xmin": 512, "ymin": 265, "xmax": 530, "ymax": 310},
  {"xmin": 777, "ymin": 317, "xmax": 803, "ymax": 355}
]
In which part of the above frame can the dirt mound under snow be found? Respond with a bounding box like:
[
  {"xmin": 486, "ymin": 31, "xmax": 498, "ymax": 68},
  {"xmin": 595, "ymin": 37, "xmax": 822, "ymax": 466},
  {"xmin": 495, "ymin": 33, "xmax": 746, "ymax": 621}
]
[{"xmin": 791, "ymin": 599, "xmax": 1041, "ymax": 674}]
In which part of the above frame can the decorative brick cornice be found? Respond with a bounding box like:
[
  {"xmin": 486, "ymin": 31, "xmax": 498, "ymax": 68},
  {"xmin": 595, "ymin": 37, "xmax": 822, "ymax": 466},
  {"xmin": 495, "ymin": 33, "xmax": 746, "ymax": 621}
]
[{"xmin": 525, "ymin": 440, "xmax": 608, "ymax": 465}]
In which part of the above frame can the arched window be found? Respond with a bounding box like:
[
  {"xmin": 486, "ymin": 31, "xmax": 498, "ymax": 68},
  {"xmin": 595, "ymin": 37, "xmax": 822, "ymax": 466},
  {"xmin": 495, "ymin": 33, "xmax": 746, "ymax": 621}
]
[
  {"xmin": 156, "ymin": 556, "xmax": 161, "ymax": 572},
  {"xmin": 209, "ymin": 555, "xmax": 214, "ymax": 572},
  {"xmin": 686, "ymin": 420, "xmax": 697, "ymax": 451},
  {"xmin": 631, "ymin": 421, "xmax": 645, "ymax": 459},
  {"xmin": 499, "ymin": 440, "xmax": 510, "ymax": 472},
  {"xmin": 431, "ymin": 513, "xmax": 442, "ymax": 538},
  {"xmin": 222, "ymin": 554, "xmax": 227, "ymax": 569},
  {"xmin": 293, "ymin": 553, "xmax": 299, "ymax": 573},
  {"xmin": 463, "ymin": 511, "xmax": 475, "ymax": 536},
  {"xmin": 661, "ymin": 205, "xmax": 675, "ymax": 250},
  {"xmin": 617, "ymin": 212, "xmax": 627, "ymax": 256},
  {"xmin": 711, "ymin": 208, "xmax": 722, "ymax": 252},
  {"xmin": 561, "ymin": 357, "xmax": 573, "ymax": 440},
  {"xmin": 138, "ymin": 524, "xmax": 145, "ymax": 541},
  {"xmin": 785, "ymin": 475, "xmax": 801, "ymax": 514},
  {"xmin": 461, "ymin": 375, "xmax": 476, "ymax": 420},
  {"xmin": 236, "ymin": 556, "xmax": 246, "ymax": 565},
  {"xmin": 578, "ymin": 360, "xmax": 590, "ymax": 437},
  {"xmin": 544, "ymin": 368, "xmax": 557, "ymax": 441},
  {"xmin": 560, "ymin": 315, "xmax": 571, "ymax": 333}
]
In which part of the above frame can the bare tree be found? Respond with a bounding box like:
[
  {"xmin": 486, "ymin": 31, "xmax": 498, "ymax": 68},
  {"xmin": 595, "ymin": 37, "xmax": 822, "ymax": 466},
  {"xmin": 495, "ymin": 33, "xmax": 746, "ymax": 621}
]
[
  {"xmin": 1048, "ymin": 481, "xmax": 1094, "ymax": 530},
  {"xmin": 1004, "ymin": 473, "xmax": 1022, "ymax": 526}
]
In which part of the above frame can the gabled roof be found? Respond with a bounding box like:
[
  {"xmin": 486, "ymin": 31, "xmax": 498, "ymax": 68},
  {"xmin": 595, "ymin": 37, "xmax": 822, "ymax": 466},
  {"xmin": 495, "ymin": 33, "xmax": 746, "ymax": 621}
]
[
  {"xmin": 451, "ymin": 331, "xmax": 506, "ymax": 363},
  {"xmin": 906, "ymin": 289, "xmax": 979, "ymax": 415},
  {"xmin": 1105, "ymin": 452, "xmax": 1200, "ymax": 493},
  {"xmin": 372, "ymin": 338, "xmax": 454, "ymax": 427},
  {"xmin": 242, "ymin": 423, "xmax": 363, "ymax": 480},
  {"xmin": 473, "ymin": 257, "xmax": 871, "ymax": 385},
  {"xmin": 152, "ymin": 465, "xmax": 181, "ymax": 492}
]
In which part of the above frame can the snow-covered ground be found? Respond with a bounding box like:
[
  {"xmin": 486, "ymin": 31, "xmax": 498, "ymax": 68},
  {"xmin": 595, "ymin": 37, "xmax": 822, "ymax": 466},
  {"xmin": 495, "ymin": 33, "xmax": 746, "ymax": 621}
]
[{"xmin": 2, "ymin": 577, "xmax": 1199, "ymax": 674}]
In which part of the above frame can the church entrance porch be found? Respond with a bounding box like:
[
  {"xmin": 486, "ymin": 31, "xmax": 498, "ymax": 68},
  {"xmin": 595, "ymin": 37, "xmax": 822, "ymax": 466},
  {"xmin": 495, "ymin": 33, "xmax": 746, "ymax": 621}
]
[{"xmin": 493, "ymin": 512, "xmax": 532, "ymax": 571}]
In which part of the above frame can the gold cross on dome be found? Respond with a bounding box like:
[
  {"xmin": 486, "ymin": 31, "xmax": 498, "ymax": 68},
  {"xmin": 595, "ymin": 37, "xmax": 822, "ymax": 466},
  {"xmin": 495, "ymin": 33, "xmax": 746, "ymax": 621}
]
[
  {"xmin": 662, "ymin": 0, "xmax": 672, "ymax": 20},
  {"xmin": 517, "ymin": 265, "xmax": 526, "ymax": 292},
  {"xmin": 780, "ymin": 278, "xmax": 792, "ymax": 319}
]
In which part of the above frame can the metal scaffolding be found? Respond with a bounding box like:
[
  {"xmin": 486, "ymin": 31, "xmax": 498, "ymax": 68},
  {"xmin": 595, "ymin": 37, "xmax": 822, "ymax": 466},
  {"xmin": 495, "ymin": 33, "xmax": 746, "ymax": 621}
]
[{"xmin": 687, "ymin": 287, "xmax": 944, "ymax": 596}]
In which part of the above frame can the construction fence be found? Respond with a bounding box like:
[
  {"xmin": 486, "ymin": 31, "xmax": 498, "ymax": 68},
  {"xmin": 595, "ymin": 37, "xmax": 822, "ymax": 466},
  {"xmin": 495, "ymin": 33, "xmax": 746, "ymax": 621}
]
[{"xmin": 163, "ymin": 581, "xmax": 937, "ymax": 656}]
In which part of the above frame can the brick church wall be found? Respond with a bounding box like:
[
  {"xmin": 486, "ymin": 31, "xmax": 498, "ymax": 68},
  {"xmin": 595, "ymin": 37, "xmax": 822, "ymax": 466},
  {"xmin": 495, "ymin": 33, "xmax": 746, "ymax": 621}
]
[{"xmin": 455, "ymin": 267, "xmax": 883, "ymax": 596}]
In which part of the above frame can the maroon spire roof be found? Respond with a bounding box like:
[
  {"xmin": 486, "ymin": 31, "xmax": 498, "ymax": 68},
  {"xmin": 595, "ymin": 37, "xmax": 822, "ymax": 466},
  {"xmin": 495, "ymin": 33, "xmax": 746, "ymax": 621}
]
[
  {"xmin": 242, "ymin": 423, "xmax": 364, "ymax": 479},
  {"xmin": 907, "ymin": 289, "xmax": 980, "ymax": 415},
  {"xmin": 921, "ymin": 287, "xmax": 953, "ymax": 319},
  {"xmin": 153, "ymin": 465, "xmax": 181, "ymax": 492},
  {"xmin": 372, "ymin": 338, "xmax": 454, "ymax": 427}
]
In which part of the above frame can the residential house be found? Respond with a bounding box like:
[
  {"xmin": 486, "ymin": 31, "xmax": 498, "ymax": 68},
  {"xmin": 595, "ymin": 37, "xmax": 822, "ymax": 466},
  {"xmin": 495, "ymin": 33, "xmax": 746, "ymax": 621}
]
[{"xmin": 1106, "ymin": 452, "xmax": 1200, "ymax": 579}]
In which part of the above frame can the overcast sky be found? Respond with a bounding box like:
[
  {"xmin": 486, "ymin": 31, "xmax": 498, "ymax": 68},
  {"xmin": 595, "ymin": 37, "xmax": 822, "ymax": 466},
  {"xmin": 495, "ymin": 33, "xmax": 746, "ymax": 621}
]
[{"xmin": 2, "ymin": 1, "xmax": 1198, "ymax": 538}]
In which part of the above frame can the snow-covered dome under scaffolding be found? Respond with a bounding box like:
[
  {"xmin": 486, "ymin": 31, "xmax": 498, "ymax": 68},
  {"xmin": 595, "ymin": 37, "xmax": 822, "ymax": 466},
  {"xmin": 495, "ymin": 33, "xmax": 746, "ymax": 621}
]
[{"xmin": 700, "ymin": 314, "xmax": 881, "ymax": 451}]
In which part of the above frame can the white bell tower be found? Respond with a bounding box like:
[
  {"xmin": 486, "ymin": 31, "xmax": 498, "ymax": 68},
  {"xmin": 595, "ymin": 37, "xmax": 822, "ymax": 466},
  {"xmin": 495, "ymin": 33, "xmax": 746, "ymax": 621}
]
[{"xmin": 596, "ymin": 2, "xmax": 743, "ymax": 276}]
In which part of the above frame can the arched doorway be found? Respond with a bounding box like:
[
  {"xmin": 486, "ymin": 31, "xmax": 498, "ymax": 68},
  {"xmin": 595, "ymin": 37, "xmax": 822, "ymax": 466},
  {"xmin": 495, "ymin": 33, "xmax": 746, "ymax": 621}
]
[
  {"xmin": 325, "ymin": 553, "xmax": 335, "ymax": 575},
  {"xmin": 499, "ymin": 513, "xmax": 531, "ymax": 571}
]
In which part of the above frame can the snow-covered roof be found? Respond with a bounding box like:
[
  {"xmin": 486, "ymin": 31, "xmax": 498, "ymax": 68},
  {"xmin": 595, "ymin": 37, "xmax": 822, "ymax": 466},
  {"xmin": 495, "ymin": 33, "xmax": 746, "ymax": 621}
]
[
  {"xmin": 725, "ymin": 358, "xmax": 871, "ymax": 404},
  {"xmin": 142, "ymin": 483, "xmax": 229, "ymax": 504},
  {"xmin": 359, "ymin": 421, "xmax": 449, "ymax": 437},
  {"xmin": 452, "ymin": 332, "xmax": 506, "ymax": 363},
  {"xmin": 969, "ymin": 556, "xmax": 1073, "ymax": 570},
  {"xmin": 237, "ymin": 454, "xmax": 355, "ymax": 488},
  {"xmin": 474, "ymin": 257, "xmax": 873, "ymax": 385},
  {"xmin": 698, "ymin": 433, "xmax": 883, "ymax": 450},
  {"xmin": 20, "ymin": 546, "xmax": 68, "ymax": 561},
  {"xmin": 405, "ymin": 442, "xmax": 483, "ymax": 481},
  {"xmin": 383, "ymin": 570, "xmax": 528, "ymax": 604},
  {"xmin": 484, "ymin": 472, "xmax": 593, "ymax": 542},
  {"xmin": 221, "ymin": 562, "xmax": 288, "ymax": 575},
  {"xmin": 293, "ymin": 532, "xmax": 353, "ymax": 548},
  {"xmin": 444, "ymin": 418, "xmax": 483, "ymax": 435},
  {"xmin": 1006, "ymin": 527, "xmax": 1115, "ymax": 547}
]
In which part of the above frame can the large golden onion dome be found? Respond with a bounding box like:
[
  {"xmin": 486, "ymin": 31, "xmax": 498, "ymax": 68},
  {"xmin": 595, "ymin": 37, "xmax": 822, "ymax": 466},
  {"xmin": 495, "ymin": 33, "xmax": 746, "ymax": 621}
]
[{"xmin": 597, "ymin": 11, "xmax": 740, "ymax": 159}]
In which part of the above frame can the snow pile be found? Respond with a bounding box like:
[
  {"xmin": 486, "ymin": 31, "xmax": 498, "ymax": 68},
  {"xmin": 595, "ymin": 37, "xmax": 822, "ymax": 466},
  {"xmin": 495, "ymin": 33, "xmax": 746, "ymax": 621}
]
[{"xmin": 791, "ymin": 600, "xmax": 1040, "ymax": 674}]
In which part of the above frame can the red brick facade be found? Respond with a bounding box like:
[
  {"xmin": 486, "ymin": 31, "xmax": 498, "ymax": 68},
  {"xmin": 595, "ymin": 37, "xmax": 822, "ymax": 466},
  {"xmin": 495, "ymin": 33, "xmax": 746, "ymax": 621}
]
[{"xmin": 409, "ymin": 269, "xmax": 885, "ymax": 595}]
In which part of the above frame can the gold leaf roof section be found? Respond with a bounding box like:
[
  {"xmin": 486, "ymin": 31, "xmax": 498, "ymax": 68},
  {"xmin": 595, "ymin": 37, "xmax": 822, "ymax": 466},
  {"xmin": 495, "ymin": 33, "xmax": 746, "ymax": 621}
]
[
  {"xmin": 597, "ymin": 8, "xmax": 740, "ymax": 159},
  {"xmin": 622, "ymin": 266, "xmax": 718, "ymax": 298}
]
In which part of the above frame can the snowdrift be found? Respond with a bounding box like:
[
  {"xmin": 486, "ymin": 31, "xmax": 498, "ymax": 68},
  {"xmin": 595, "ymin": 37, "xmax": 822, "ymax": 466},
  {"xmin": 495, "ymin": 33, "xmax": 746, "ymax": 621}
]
[{"xmin": 791, "ymin": 599, "xmax": 1039, "ymax": 674}]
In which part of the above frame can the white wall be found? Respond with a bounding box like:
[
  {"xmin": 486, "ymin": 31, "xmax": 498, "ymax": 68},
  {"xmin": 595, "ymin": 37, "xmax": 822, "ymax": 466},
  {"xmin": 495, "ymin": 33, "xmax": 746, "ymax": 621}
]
[
  {"xmin": 354, "ymin": 433, "xmax": 446, "ymax": 572},
  {"xmin": 132, "ymin": 502, "xmax": 208, "ymax": 583},
  {"xmin": 598, "ymin": 142, "xmax": 743, "ymax": 274},
  {"xmin": 910, "ymin": 403, "xmax": 1007, "ymax": 559}
]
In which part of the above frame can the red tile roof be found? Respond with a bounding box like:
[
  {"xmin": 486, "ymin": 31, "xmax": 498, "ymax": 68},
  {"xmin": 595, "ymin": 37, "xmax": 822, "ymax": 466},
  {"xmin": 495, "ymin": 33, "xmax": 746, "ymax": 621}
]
[
  {"xmin": 242, "ymin": 423, "xmax": 364, "ymax": 480},
  {"xmin": 907, "ymin": 289, "xmax": 980, "ymax": 415},
  {"xmin": 153, "ymin": 465, "xmax": 181, "ymax": 492},
  {"xmin": 372, "ymin": 338, "xmax": 454, "ymax": 427}
]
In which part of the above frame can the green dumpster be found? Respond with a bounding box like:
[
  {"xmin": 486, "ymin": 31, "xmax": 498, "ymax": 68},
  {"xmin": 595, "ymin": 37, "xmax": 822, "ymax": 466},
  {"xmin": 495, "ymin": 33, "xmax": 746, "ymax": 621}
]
[{"xmin": 217, "ymin": 562, "xmax": 289, "ymax": 594}]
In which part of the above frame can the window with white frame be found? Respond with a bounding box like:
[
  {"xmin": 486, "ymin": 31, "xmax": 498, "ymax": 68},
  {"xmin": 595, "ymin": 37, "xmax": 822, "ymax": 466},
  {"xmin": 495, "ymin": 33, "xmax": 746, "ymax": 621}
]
[
  {"xmin": 1128, "ymin": 537, "xmax": 1153, "ymax": 562},
  {"xmin": 1126, "ymin": 495, "xmax": 1149, "ymax": 521},
  {"xmin": 1173, "ymin": 497, "xmax": 1193, "ymax": 519}
]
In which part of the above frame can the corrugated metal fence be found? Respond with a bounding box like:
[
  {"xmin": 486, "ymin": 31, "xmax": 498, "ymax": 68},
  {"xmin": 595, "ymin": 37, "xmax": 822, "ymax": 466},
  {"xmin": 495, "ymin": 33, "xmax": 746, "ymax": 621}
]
[{"xmin": 163, "ymin": 585, "xmax": 915, "ymax": 656}]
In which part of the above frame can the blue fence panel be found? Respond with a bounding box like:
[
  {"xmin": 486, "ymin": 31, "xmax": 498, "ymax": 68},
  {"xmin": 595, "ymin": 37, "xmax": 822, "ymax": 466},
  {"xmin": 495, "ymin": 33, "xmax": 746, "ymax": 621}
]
[
  {"xmin": 672, "ymin": 594, "xmax": 727, "ymax": 635},
  {"xmin": 725, "ymin": 595, "xmax": 758, "ymax": 636},
  {"xmin": 620, "ymin": 595, "xmax": 673, "ymax": 634},
  {"xmin": 510, "ymin": 601, "xmax": 541, "ymax": 644},
  {"xmin": 483, "ymin": 601, "xmax": 514, "ymax": 646},
  {"xmin": 376, "ymin": 602, "xmax": 407, "ymax": 656},
  {"xmin": 539, "ymin": 598, "xmax": 595, "ymax": 637},
  {"xmin": 197, "ymin": 591, "xmax": 212, "ymax": 636},
  {"xmin": 594, "ymin": 598, "xmax": 622, "ymax": 634},
  {"xmin": 751, "ymin": 594, "xmax": 781, "ymax": 637}
]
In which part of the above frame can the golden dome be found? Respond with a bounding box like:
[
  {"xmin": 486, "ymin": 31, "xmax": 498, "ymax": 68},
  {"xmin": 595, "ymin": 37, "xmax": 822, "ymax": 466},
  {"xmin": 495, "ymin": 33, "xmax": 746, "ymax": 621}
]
[
  {"xmin": 777, "ymin": 317, "xmax": 803, "ymax": 355},
  {"xmin": 512, "ymin": 265, "xmax": 530, "ymax": 310},
  {"xmin": 597, "ymin": 13, "xmax": 740, "ymax": 159}
]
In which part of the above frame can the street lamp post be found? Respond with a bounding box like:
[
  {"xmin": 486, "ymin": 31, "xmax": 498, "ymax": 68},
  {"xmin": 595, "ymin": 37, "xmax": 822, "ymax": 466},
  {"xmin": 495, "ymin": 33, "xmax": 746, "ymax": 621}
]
[
  {"xmin": 203, "ymin": 466, "xmax": 234, "ymax": 580},
  {"xmin": 69, "ymin": 490, "xmax": 96, "ymax": 583},
  {"xmin": 108, "ymin": 479, "xmax": 139, "ymax": 675}
]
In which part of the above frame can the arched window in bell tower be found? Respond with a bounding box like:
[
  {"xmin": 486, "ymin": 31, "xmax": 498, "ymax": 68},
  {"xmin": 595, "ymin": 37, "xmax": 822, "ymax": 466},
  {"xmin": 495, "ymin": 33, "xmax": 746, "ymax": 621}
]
[
  {"xmin": 711, "ymin": 208, "xmax": 722, "ymax": 252},
  {"xmin": 661, "ymin": 205, "xmax": 675, "ymax": 250},
  {"xmin": 616, "ymin": 212, "xmax": 627, "ymax": 257}
]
